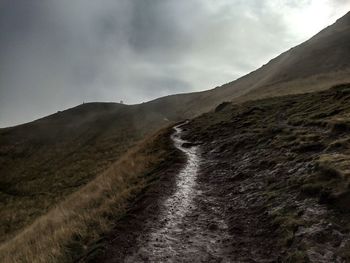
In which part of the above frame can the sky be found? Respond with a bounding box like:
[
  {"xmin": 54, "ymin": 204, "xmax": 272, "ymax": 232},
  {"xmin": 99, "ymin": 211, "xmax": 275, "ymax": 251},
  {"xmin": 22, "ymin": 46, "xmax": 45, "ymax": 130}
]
[{"xmin": 0, "ymin": 0, "xmax": 349, "ymax": 127}]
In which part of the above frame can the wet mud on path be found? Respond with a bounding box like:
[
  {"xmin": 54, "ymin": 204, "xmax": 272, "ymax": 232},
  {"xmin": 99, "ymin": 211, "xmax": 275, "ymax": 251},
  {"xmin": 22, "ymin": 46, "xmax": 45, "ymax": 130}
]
[
  {"xmin": 124, "ymin": 123, "xmax": 234, "ymax": 262},
  {"xmin": 93, "ymin": 88, "xmax": 350, "ymax": 262},
  {"xmin": 95, "ymin": 123, "xmax": 236, "ymax": 262}
]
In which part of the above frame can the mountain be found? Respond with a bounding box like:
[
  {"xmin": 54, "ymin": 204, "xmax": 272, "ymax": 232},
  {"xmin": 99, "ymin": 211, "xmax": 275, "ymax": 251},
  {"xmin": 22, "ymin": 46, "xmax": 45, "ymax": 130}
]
[
  {"xmin": 119, "ymin": 11, "xmax": 350, "ymax": 117},
  {"xmin": 1, "ymin": 10, "xmax": 350, "ymax": 256},
  {"xmin": 96, "ymin": 83, "xmax": 350, "ymax": 262},
  {"xmin": 182, "ymin": 11, "xmax": 350, "ymax": 111},
  {"xmin": 0, "ymin": 101, "xmax": 174, "ymax": 241}
]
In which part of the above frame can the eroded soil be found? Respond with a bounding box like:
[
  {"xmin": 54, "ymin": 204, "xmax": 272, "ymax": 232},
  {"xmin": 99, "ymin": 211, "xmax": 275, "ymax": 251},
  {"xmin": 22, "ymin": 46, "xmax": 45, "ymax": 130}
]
[
  {"xmin": 92, "ymin": 84, "xmax": 350, "ymax": 262},
  {"xmin": 123, "ymin": 123, "xmax": 235, "ymax": 262}
]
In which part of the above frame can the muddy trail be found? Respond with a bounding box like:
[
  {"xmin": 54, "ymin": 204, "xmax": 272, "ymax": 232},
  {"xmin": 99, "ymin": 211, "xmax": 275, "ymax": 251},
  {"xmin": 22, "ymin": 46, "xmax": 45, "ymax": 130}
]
[
  {"xmin": 95, "ymin": 123, "xmax": 236, "ymax": 262},
  {"xmin": 94, "ymin": 122, "xmax": 280, "ymax": 262},
  {"xmin": 92, "ymin": 85, "xmax": 350, "ymax": 262},
  {"xmin": 121, "ymin": 123, "xmax": 235, "ymax": 262}
]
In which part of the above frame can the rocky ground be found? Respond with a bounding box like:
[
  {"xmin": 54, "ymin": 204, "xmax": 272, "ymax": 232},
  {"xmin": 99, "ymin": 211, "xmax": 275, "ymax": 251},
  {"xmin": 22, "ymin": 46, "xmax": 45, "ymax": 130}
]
[{"xmin": 87, "ymin": 84, "xmax": 350, "ymax": 262}]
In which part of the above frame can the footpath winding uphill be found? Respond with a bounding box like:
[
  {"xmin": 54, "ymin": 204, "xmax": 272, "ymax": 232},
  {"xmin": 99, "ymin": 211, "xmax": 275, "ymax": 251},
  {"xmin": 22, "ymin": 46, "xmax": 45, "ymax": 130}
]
[
  {"xmin": 96, "ymin": 85, "xmax": 350, "ymax": 262},
  {"xmin": 124, "ymin": 123, "xmax": 234, "ymax": 262},
  {"xmin": 96, "ymin": 121, "xmax": 282, "ymax": 262},
  {"xmin": 98, "ymin": 123, "xmax": 238, "ymax": 262}
]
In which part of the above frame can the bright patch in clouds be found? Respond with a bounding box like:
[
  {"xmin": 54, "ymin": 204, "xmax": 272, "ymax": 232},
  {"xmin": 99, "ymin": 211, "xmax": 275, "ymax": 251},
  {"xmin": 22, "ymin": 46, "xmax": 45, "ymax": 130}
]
[
  {"xmin": 280, "ymin": 0, "xmax": 350, "ymax": 40},
  {"xmin": 0, "ymin": 0, "xmax": 349, "ymax": 127}
]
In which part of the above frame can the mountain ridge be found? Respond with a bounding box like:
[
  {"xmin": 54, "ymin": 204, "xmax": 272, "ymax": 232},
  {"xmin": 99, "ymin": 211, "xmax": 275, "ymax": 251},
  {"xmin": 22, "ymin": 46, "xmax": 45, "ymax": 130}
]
[{"xmin": 1, "ymin": 11, "xmax": 350, "ymax": 255}]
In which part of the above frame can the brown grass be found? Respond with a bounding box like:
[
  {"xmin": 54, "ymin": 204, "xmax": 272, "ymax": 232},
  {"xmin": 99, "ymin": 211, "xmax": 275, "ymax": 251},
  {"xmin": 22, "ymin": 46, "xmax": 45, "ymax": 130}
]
[
  {"xmin": 236, "ymin": 70, "xmax": 350, "ymax": 103},
  {"xmin": 0, "ymin": 126, "xmax": 174, "ymax": 263}
]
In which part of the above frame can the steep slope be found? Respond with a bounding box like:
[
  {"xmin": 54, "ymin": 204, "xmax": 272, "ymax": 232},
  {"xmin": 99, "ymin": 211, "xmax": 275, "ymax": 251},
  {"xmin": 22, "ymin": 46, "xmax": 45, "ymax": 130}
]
[
  {"xmin": 0, "ymin": 125, "xmax": 182, "ymax": 263},
  {"xmin": 0, "ymin": 102, "xmax": 176, "ymax": 241},
  {"xmin": 0, "ymin": 89, "xmax": 207, "ymax": 241},
  {"xmin": 4, "ymin": 83, "xmax": 350, "ymax": 262},
  {"xmin": 96, "ymin": 84, "xmax": 350, "ymax": 262},
  {"xmin": 181, "ymin": 83, "xmax": 350, "ymax": 261},
  {"xmin": 134, "ymin": 11, "xmax": 350, "ymax": 117},
  {"xmin": 1, "ymin": 10, "xmax": 350, "ymax": 247},
  {"xmin": 190, "ymin": 11, "xmax": 350, "ymax": 108}
]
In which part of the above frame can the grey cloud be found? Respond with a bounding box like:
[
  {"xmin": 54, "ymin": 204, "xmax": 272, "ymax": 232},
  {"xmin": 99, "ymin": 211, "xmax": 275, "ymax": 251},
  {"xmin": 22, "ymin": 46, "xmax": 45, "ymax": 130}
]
[{"xmin": 0, "ymin": 0, "xmax": 349, "ymax": 127}]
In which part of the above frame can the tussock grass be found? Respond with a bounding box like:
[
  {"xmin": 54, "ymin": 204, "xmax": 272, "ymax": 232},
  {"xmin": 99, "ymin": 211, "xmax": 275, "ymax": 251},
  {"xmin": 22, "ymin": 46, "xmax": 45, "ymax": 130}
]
[
  {"xmin": 301, "ymin": 153, "xmax": 350, "ymax": 209},
  {"xmin": 0, "ymin": 127, "xmax": 174, "ymax": 263}
]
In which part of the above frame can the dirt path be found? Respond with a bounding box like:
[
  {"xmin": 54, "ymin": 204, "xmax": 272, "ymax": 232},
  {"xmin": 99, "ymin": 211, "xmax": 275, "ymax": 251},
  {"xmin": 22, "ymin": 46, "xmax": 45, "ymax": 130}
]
[
  {"xmin": 123, "ymin": 123, "xmax": 234, "ymax": 262},
  {"xmin": 93, "ymin": 88, "xmax": 350, "ymax": 262},
  {"xmin": 93, "ymin": 123, "xmax": 236, "ymax": 262},
  {"xmin": 94, "ymin": 119, "xmax": 294, "ymax": 263},
  {"xmin": 95, "ymin": 122, "xmax": 282, "ymax": 262}
]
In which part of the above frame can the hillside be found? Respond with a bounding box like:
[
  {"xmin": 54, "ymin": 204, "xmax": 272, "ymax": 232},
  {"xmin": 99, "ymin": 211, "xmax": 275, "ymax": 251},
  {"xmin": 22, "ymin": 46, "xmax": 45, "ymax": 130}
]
[
  {"xmin": 3, "ymin": 83, "xmax": 350, "ymax": 262},
  {"xmin": 0, "ymin": 125, "xmax": 182, "ymax": 262},
  {"xmin": 1, "ymin": 11, "xmax": 350, "ymax": 260},
  {"xmin": 96, "ymin": 83, "xmax": 350, "ymax": 262},
  {"xmin": 0, "ymin": 102, "xmax": 174, "ymax": 241},
  {"xmin": 187, "ymin": 11, "xmax": 350, "ymax": 110},
  {"xmin": 113, "ymin": 11, "xmax": 350, "ymax": 117}
]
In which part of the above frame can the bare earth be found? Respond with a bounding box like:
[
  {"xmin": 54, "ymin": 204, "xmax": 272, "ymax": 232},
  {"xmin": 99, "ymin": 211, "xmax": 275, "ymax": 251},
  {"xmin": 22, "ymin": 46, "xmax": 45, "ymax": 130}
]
[
  {"xmin": 92, "ymin": 87, "xmax": 350, "ymax": 262},
  {"xmin": 95, "ymin": 123, "xmax": 279, "ymax": 262}
]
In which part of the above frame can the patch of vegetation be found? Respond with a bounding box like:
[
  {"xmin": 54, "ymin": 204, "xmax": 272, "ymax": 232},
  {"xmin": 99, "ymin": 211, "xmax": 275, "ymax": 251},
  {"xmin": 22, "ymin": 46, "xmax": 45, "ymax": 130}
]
[
  {"xmin": 301, "ymin": 153, "xmax": 350, "ymax": 211},
  {"xmin": 183, "ymin": 83, "xmax": 350, "ymax": 260},
  {"xmin": 0, "ymin": 125, "xmax": 179, "ymax": 263},
  {"xmin": 269, "ymin": 203, "xmax": 305, "ymax": 247},
  {"xmin": 214, "ymin": 101, "xmax": 231, "ymax": 112},
  {"xmin": 3, "ymin": 83, "xmax": 350, "ymax": 261},
  {"xmin": 0, "ymin": 102, "xmax": 173, "ymax": 243}
]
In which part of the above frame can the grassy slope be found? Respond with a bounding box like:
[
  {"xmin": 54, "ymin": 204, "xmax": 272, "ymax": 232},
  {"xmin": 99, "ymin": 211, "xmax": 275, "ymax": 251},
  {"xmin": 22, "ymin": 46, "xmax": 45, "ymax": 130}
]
[
  {"xmin": 2, "ymin": 84, "xmax": 350, "ymax": 261},
  {"xmin": 192, "ymin": 11, "xmax": 350, "ymax": 108},
  {"xmin": 1, "ymin": 10, "xmax": 350, "ymax": 256},
  {"xmin": 191, "ymin": 83, "xmax": 350, "ymax": 213},
  {"xmin": 0, "ymin": 102, "xmax": 174, "ymax": 242},
  {"xmin": 0, "ymin": 124, "xmax": 181, "ymax": 263},
  {"xmin": 184, "ymin": 83, "xmax": 350, "ymax": 260}
]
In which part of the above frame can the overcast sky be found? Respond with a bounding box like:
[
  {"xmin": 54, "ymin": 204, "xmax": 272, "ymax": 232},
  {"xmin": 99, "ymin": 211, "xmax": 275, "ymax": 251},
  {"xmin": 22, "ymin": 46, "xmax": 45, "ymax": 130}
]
[{"xmin": 0, "ymin": 0, "xmax": 349, "ymax": 127}]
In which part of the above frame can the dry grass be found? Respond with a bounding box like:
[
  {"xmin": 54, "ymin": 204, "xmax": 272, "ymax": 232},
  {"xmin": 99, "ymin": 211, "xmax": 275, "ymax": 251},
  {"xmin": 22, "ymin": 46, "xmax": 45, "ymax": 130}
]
[
  {"xmin": 184, "ymin": 83, "xmax": 350, "ymax": 260},
  {"xmin": 237, "ymin": 69, "xmax": 350, "ymax": 103},
  {"xmin": 0, "ymin": 126, "xmax": 174, "ymax": 263},
  {"xmin": 0, "ymin": 101, "xmax": 175, "ymax": 243}
]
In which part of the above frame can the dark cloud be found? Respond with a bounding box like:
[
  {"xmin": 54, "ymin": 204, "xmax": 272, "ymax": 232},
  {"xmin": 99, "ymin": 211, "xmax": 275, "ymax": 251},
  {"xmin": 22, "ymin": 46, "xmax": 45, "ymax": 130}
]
[{"xmin": 0, "ymin": 0, "xmax": 349, "ymax": 127}]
